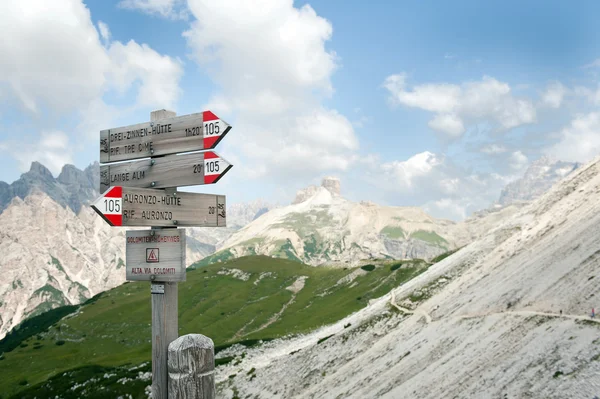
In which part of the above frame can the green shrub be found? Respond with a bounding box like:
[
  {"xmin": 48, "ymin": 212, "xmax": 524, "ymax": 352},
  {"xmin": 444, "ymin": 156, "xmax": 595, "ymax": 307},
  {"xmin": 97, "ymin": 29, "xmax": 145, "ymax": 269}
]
[
  {"xmin": 317, "ymin": 334, "xmax": 334, "ymax": 345},
  {"xmin": 215, "ymin": 356, "xmax": 234, "ymax": 366},
  {"xmin": 361, "ymin": 264, "xmax": 375, "ymax": 272},
  {"xmin": 390, "ymin": 263, "xmax": 402, "ymax": 271},
  {"xmin": 55, "ymin": 340, "xmax": 65, "ymax": 346}
]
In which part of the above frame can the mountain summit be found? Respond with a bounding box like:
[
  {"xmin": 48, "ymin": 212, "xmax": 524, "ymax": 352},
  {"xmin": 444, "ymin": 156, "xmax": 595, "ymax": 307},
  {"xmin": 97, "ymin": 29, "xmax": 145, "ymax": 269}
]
[
  {"xmin": 292, "ymin": 176, "xmax": 341, "ymax": 204},
  {"xmin": 199, "ymin": 177, "xmax": 475, "ymax": 267},
  {"xmin": 498, "ymin": 156, "xmax": 580, "ymax": 206},
  {"xmin": 0, "ymin": 161, "xmax": 99, "ymax": 214}
]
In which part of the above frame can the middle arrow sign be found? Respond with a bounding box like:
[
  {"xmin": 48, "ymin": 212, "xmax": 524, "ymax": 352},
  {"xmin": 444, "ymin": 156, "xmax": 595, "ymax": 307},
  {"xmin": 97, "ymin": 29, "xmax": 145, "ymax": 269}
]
[{"xmin": 99, "ymin": 151, "xmax": 232, "ymax": 193}]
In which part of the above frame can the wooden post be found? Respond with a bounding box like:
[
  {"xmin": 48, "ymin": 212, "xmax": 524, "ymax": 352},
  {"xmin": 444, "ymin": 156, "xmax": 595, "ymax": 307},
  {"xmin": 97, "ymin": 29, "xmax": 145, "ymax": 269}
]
[
  {"xmin": 151, "ymin": 109, "xmax": 180, "ymax": 399},
  {"xmin": 168, "ymin": 334, "xmax": 215, "ymax": 399}
]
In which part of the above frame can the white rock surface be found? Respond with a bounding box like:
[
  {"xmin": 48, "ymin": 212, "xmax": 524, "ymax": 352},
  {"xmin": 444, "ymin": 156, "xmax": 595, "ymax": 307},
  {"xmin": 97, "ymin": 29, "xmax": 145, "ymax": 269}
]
[{"xmin": 216, "ymin": 155, "xmax": 600, "ymax": 399}]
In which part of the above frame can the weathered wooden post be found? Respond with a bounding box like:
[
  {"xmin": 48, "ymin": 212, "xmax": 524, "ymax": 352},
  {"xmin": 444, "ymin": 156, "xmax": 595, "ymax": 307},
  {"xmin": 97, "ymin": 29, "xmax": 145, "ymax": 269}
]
[
  {"xmin": 150, "ymin": 110, "xmax": 179, "ymax": 399},
  {"xmin": 168, "ymin": 334, "xmax": 216, "ymax": 398}
]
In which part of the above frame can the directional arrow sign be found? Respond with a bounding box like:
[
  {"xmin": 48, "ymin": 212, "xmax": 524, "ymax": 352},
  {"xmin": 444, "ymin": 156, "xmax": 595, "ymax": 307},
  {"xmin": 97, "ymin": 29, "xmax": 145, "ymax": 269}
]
[
  {"xmin": 91, "ymin": 186, "xmax": 226, "ymax": 227},
  {"xmin": 100, "ymin": 110, "xmax": 231, "ymax": 163},
  {"xmin": 99, "ymin": 151, "xmax": 232, "ymax": 193}
]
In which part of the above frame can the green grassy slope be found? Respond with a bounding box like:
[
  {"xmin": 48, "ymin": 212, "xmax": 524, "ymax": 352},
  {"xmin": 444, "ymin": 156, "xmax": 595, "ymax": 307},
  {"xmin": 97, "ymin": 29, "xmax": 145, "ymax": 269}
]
[{"xmin": 0, "ymin": 255, "xmax": 431, "ymax": 398}]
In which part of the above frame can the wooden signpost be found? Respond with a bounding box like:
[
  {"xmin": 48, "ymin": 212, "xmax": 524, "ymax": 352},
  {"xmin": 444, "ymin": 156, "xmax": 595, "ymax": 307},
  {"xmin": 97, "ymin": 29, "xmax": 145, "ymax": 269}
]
[{"xmin": 93, "ymin": 109, "xmax": 231, "ymax": 399}]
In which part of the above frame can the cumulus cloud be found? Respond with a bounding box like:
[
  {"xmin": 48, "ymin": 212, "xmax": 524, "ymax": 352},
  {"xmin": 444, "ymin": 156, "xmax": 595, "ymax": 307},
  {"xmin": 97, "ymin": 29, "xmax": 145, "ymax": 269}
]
[
  {"xmin": 481, "ymin": 144, "xmax": 508, "ymax": 154},
  {"xmin": 360, "ymin": 151, "xmax": 515, "ymax": 221},
  {"xmin": 509, "ymin": 150, "xmax": 528, "ymax": 171},
  {"xmin": 118, "ymin": 0, "xmax": 188, "ymax": 19},
  {"xmin": 0, "ymin": 0, "xmax": 183, "ymax": 158},
  {"xmin": 13, "ymin": 131, "xmax": 73, "ymax": 176},
  {"xmin": 0, "ymin": 1, "xmax": 183, "ymax": 116},
  {"xmin": 541, "ymin": 81, "xmax": 567, "ymax": 108},
  {"xmin": 545, "ymin": 112, "xmax": 600, "ymax": 163},
  {"xmin": 183, "ymin": 0, "xmax": 357, "ymax": 180},
  {"xmin": 97, "ymin": 20, "xmax": 111, "ymax": 44},
  {"xmin": 383, "ymin": 74, "xmax": 536, "ymax": 136}
]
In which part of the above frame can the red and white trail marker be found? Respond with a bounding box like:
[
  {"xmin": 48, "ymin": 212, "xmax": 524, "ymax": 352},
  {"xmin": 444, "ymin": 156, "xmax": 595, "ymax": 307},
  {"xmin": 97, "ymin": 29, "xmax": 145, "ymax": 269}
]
[{"xmin": 92, "ymin": 186, "xmax": 123, "ymax": 227}]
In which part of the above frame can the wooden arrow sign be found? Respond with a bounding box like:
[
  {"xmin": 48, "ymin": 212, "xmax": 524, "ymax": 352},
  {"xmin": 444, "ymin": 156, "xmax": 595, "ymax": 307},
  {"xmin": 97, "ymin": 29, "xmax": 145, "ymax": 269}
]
[
  {"xmin": 91, "ymin": 186, "xmax": 226, "ymax": 227},
  {"xmin": 99, "ymin": 151, "xmax": 232, "ymax": 193},
  {"xmin": 100, "ymin": 110, "xmax": 231, "ymax": 163}
]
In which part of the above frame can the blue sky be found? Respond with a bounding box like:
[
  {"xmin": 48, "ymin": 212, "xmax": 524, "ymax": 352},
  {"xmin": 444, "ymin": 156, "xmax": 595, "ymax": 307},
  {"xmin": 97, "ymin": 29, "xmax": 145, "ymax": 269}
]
[{"xmin": 2, "ymin": 0, "xmax": 600, "ymax": 220}]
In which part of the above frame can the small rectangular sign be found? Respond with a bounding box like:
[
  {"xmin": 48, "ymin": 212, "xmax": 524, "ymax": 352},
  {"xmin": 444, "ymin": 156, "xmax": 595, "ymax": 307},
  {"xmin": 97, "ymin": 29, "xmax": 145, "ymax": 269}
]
[
  {"xmin": 151, "ymin": 283, "xmax": 165, "ymax": 294},
  {"xmin": 99, "ymin": 111, "xmax": 231, "ymax": 163},
  {"xmin": 99, "ymin": 151, "xmax": 232, "ymax": 194},
  {"xmin": 126, "ymin": 229, "xmax": 186, "ymax": 282},
  {"xmin": 92, "ymin": 186, "xmax": 226, "ymax": 227}
]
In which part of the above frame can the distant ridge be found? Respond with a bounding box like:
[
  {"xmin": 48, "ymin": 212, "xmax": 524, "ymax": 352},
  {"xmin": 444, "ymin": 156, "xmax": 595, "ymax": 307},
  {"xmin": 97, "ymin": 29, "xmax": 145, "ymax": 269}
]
[{"xmin": 0, "ymin": 161, "xmax": 99, "ymax": 214}]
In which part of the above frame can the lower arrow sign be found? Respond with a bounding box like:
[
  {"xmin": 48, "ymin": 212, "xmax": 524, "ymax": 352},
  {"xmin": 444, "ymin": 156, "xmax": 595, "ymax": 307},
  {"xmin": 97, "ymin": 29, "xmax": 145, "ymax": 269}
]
[{"xmin": 91, "ymin": 186, "xmax": 227, "ymax": 227}]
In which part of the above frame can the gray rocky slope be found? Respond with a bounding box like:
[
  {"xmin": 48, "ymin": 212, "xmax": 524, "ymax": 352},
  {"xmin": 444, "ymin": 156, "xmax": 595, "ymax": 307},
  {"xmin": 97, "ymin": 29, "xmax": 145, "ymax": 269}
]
[
  {"xmin": 216, "ymin": 155, "xmax": 600, "ymax": 399},
  {"xmin": 498, "ymin": 156, "xmax": 580, "ymax": 206}
]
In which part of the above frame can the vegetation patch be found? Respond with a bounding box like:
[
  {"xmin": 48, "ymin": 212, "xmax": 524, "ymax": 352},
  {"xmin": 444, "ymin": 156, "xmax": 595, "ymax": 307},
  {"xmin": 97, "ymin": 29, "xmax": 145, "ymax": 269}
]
[
  {"xmin": 409, "ymin": 230, "xmax": 448, "ymax": 247},
  {"xmin": 317, "ymin": 334, "xmax": 335, "ymax": 345},
  {"xmin": 0, "ymin": 255, "xmax": 429, "ymax": 398},
  {"xmin": 9, "ymin": 363, "xmax": 152, "ymax": 399},
  {"xmin": 380, "ymin": 226, "xmax": 405, "ymax": 239},
  {"xmin": 360, "ymin": 264, "xmax": 376, "ymax": 272}
]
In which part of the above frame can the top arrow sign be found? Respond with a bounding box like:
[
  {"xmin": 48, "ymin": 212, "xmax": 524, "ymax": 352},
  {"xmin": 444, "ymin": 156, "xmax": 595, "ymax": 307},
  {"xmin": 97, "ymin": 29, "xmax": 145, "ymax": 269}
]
[{"xmin": 100, "ymin": 110, "xmax": 231, "ymax": 164}]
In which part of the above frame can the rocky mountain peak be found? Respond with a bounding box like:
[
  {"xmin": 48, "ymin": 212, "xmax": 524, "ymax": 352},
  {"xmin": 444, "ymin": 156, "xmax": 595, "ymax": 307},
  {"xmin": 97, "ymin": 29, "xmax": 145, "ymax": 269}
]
[
  {"xmin": 321, "ymin": 176, "xmax": 341, "ymax": 196},
  {"xmin": 292, "ymin": 176, "xmax": 341, "ymax": 204},
  {"xmin": 28, "ymin": 161, "xmax": 54, "ymax": 180},
  {"xmin": 498, "ymin": 157, "xmax": 580, "ymax": 206}
]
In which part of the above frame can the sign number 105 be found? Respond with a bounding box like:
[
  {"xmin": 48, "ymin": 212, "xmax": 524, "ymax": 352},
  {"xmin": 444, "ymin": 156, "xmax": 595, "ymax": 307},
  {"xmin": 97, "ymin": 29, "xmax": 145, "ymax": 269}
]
[
  {"xmin": 103, "ymin": 198, "xmax": 121, "ymax": 213},
  {"xmin": 204, "ymin": 121, "xmax": 220, "ymax": 136}
]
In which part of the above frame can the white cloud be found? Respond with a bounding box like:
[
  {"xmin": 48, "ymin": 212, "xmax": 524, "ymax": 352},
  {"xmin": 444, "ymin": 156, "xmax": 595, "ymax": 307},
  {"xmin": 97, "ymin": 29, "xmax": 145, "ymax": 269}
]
[
  {"xmin": 0, "ymin": 1, "xmax": 183, "ymax": 115},
  {"xmin": 379, "ymin": 151, "xmax": 443, "ymax": 190},
  {"xmin": 541, "ymin": 81, "xmax": 567, "ymax": 108},
  {"xmin": 545, "ymin": 112, "xmax": 600, "ymax": 163},
  {"xmin": 582, "ymin": 59, "xmax": 600, "ymax": 69},
  {"xmin": 360, "ymin": 151, "xmax": 515, "ymax": 221},
  {"xmin": 183, "ymin": 0, "xmax": 356, "ymax": 181},
  {"xmin": 107, "ymin": 40, "xmax": 183, "ymax": 109},
  {"xmin": 428, "ymin": 114, "xmax": 464, "ymax": 137},
  {"xmin": 481, "ymin": 144, "xmax": 508, "ymax": 154},
  {"xmin": 383, "ymin": 74, "xmax": 536, "ymax": 136},
  {"xmin": 118, "ymin": 0, "xmax": 188, "ymax": 19},
  {"xmin": 13, "ymin": 131, "xmax": 73, "ymax": 175},
  {"xmin": 509, "ymin": 150, "xmax": 528, "ymax": 170},
  {"xmin": 97, "ymin": 20, "xmax": 110, "ymax": 44}
]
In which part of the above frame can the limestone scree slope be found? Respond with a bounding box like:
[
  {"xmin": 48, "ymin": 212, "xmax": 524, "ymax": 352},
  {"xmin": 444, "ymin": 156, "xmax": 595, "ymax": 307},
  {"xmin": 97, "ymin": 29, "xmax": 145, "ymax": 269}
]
[{"xmin": 216, "ymin": 156, "xmax": 600, "ymax": 398}]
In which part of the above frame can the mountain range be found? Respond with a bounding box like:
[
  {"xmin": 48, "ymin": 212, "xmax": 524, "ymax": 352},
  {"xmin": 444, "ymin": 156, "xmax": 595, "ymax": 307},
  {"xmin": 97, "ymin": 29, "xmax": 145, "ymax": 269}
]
[
  {"xmin": 0, "ymin": 162, "xmax": 274, "ymax": 340},
  {"xmin": 0, "ymin": 157, "xmax": 580, "ymax": 341}
]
